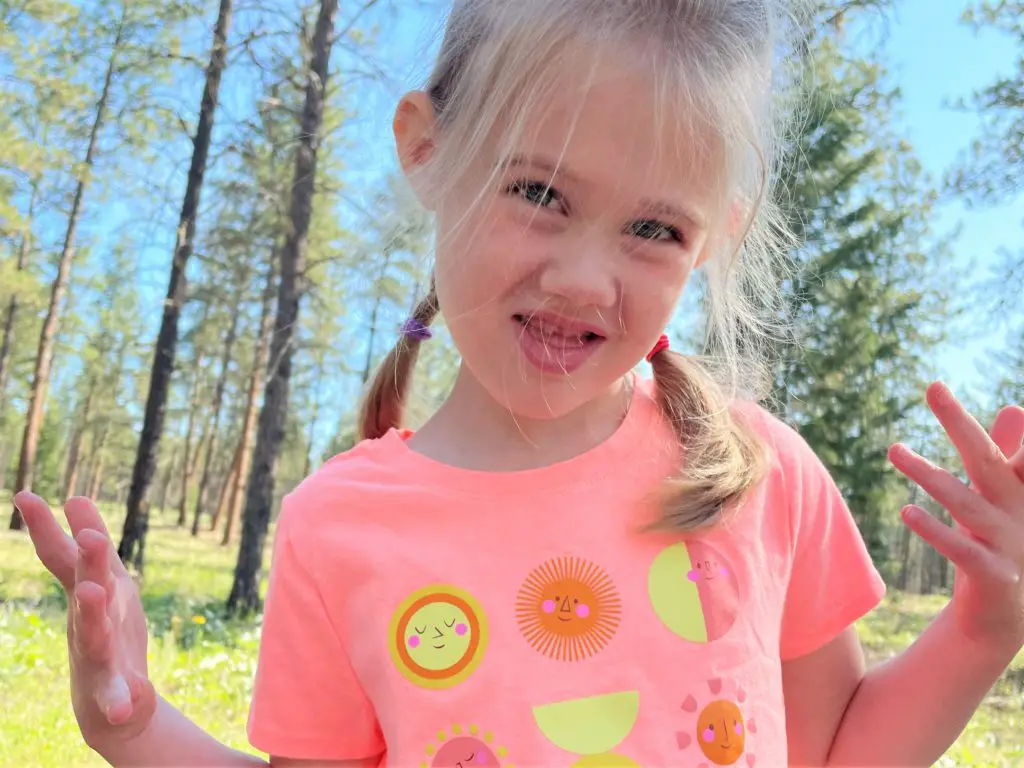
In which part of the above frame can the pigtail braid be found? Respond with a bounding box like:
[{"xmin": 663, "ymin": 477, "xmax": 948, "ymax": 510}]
[
  {"xmin": 649, "ymin": 347, "xmax": 767, "ymax": 531},
  {"xmin": 359, "ymin": 284, "xmax": 440, "ymax": 440}
]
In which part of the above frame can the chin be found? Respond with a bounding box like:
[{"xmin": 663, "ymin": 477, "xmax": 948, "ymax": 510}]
[{"xmin": 486, "ymin": 375, "xmax": 613, "ymax": 421}]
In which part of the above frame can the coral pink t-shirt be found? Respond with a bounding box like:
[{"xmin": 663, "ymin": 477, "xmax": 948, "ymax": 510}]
[{"xmin": 247, "ymin": 381, "xmax": 886, "ymax": 767}]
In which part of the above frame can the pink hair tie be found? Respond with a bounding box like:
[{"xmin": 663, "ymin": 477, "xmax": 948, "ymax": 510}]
[
  {"xmin": 646, "ymin": 334, "xmax": 670, "ymax": 362},
  {"xmin": 400, "ymin": 318, "xmax": 432, "ymax": 341}
]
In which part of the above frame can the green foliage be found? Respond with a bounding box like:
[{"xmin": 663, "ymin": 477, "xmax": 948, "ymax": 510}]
[{"xmin": 774, "ymin": 29, "xmax": 949, "ymax": 562}]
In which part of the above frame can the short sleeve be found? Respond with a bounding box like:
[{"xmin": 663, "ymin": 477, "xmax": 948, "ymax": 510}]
[
  {"xmin": 247, "ymin": 496, "xmax": 385, "ymax": 760},
  {"xmin": 772, "ymin": 422, "xmax": 887, "ymax": 661}
]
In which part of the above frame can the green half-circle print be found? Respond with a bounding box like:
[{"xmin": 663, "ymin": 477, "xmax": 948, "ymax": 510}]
[
  {"xmin": 649, "ymin": 542, "xmax": 708, "ymax": 642},
  {"xmin": 533, "ymin": 691, "xmax": 640, "ymax": 755}
]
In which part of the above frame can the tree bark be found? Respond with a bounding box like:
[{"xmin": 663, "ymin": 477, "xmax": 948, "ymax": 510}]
[
  {"xmin": 87, "ymin": 421, "xmax": 111, "ymax": 501},
  {"xmin": 10, "ymin": 21, "xmax": 121, "ymax": 530},
  {"xmin": 304, "ymin": 363, "xmax": 324, "ymax": 478},
  {"xmin": 227, "ymin": 0, "xmax": 339, "ymax": 614},
  {"xmin": 0, "ymin": 185, "xmax": 36, "ymax": 417},
  {"xmin": 360, "ymin": 250, "xmax": 393, "ymax": 384},
  {"xmin": 63, "ymin": 377, "xmax": 98, "ymax": 499},
  {"xmin": 220, "ymin": 258, "xmax": 276, "ymax": 543},
  {"xmin": 177, "ymin": 361, "xmax": 206, "ymax": 527},
  {"xmin": 158, "ymin": 446, "xmax": 179, "ymax": 516},
  {"xmin": 192, "ymin": 298, "xmax": 241, "ymax": 535},
  {"xmin": 118, "ymin": 0, "xmax": 234, "ymax": 567}
]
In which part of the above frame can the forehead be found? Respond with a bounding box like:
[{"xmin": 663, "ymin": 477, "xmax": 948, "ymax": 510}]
[{"xmin": 492, "ymin": 47, "xmax": 724, "ymax": 209}]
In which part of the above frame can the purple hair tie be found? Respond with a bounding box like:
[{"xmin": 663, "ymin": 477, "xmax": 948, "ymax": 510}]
[{"xmin": 400, "ymin": 317, "xmax": 432, "ymax": 341}]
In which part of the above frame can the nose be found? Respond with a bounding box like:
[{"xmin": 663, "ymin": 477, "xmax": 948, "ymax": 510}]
[
  {"xmin": 537, "ymin": 232, "xmax": 618, "ymax": 309},
  {"xmin": 560, "ymin": 597, "xmax": 572, "ymax": 613}
]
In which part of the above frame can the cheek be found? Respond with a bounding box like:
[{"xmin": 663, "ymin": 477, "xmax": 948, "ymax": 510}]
[{"xmin": 435, "ymin": 207, "xmax": 543, "ymax": 308}]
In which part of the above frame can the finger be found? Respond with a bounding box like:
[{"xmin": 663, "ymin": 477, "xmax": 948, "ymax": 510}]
[
  {"xmin": 67, "ymin": 498, "xmax": 128, "ymax": 578},
  {"xmin": 926, "ymin": 382, "xmax": 1019, "ymax": 503},
  {"xmin": 64, "ymin": 496, "xmax": 112, "ymax": 539},
  {"xmin": 96, "ymin": 670, "xmax": 133, "ymax": 725},
  {"xmin": 73, "ymin": 581, "xmax": 114, "ymax": 665},
  {"xmin": 902, "ymin": 505, "xmax": 1013, "ymax": 583},
  {"xmin": 889, "ymin": 444, "xmax": 1006, "ymax": 543},
  {"xmin": 14, "ymin": 491, "xmax": 77, "ymax": 590},
  {"xmin": 990, "ymin": 405, "xmax": 1024, "ymax": 458},
  {"xmin": 77, "ymin": 529, "xmax": 114, "ymax": 593}
]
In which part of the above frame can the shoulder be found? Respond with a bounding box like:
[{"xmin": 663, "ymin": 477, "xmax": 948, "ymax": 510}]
[
  {"xmin": 277, "ymin": 431, "xmax": 408, "ymax": 536},
  {"xmin": 730, "ymin": 399, "xmax": 815, "ymax": 466}
]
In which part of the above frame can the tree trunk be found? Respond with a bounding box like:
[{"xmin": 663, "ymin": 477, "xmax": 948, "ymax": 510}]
[
  {"xmin": 360, "ymin": 251, "xmax": 393, "ymax": 384},
  {"xmin": 304, "ymin": 363, "xmax": 324, "ymax": 478},
  {"xmin": 158, "ymin": 446, "xmax": 180, "ymax": 517},
  {"xmin": 177, "ymin": 363, "xmax": 206, "ymax": 527},
  {"xmin": 213, "ymin": 436, "xmax": 242, "ymax": 534},
  {"xmin": 118, "ymin": 0, "xmax": 233, "ymax": 568},
  {"xmin": 192, "ymin": 301, "xmax": 241, "ymax": 535},
  {"xmin": 10, "ymin": 22, "xmax": 120, "ymax": 530},
  {"xmin": 87, "ymin": 421, "xmax": 111, "ymax": 501},
  {"xmin": 0, "ymin": 185, "xmax": 36, "ymax": 417},
  {"xmin": 220, "ymin": 258, "xmax": 277, "ymax": 543},
  {"xmin": 227, "ymin": 0, "xmax": 339, "ymax": 614},
  {"xmin": 63, "ymin": 377, "xmax": 98, "ymax": 499}
]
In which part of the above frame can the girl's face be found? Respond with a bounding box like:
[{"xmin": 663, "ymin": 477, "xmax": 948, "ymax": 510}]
[{"xmin": 397, "ymin": 57, "xmax": 723, "ymax": 421}]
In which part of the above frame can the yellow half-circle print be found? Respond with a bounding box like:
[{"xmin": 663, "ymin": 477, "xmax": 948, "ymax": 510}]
[
  {"xmin": 649, "ymin": 542, "xmax": 707, "ymax": 642},
  {"xmin": 571, "ymin": 754, "xmax": 641, "ymax": 768},
  {"xmin": 532, "ymin": 691, "xmax": 640, "ymax": 756}
]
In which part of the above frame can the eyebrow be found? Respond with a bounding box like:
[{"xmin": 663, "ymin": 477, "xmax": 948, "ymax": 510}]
[{"xmin": 499, "ymin": 153, "xmax": 706, "ymax": 231}]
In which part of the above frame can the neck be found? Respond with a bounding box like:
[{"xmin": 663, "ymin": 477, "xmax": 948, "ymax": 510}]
[{"xmin": 410, "ymin": 366, "xmax": 632, "ymax": 472}]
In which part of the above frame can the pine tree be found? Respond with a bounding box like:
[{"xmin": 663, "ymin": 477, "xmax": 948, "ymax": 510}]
[
  {"xmin": 118, "ymin": 0, "xmax": 235, "ymax": 570},
  {"xmin": 948, "ymin": 1, "xmax": 1024, "ymax": 309},
  {"xmin": 774, "ymin": 23, "xmax": 948, "ymax": 561},
  {"xmin": 228, "ymin": 0, "xmax": 341, "ymax": 615}
]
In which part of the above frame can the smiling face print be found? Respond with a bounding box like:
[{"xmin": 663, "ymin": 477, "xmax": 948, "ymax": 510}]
[
  {"xmin": 696, "ymin": 700, "xmax": 746, "ymax": 765},
  {"xmin": 405, "ymin": 600, "xmax": 473, "ymax": 671},
  {"xmin": 517, "ymin": 557, "xmax": 621, "ymax": 661},
  {"xmin": 390, "ymin": 586, "xmax": 488, "ymax": 689}
]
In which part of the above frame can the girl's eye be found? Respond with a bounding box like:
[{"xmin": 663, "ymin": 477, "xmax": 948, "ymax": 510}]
[
  {"xmin": 627, "ymin": 219, "xmax": 683, "ymax": 244},
  {"xmin": 507, "ymin": 179, "xmax": 564, "ymax": 211}
]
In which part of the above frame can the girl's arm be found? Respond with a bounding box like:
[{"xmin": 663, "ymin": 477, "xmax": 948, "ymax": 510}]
[
  {"xmin": 787, "ymin": 390, "xmax": 1024, "ymax": 766},
  {"xmin": 784, "ymin": 616, "xmax": 1019, "ymax": 767},
  {"xmin": 15, "ymin": 492, "xmax": 377, "ymax": 768}
]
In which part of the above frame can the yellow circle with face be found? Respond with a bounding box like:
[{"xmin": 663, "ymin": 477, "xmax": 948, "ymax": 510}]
[{"xmin": 389, "ymin": 585, "xmax": 487, "ymax": 689}]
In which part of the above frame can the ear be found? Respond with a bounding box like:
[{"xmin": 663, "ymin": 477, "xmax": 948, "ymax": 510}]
[
  {"xmin": 394, "ymin": 91, "xmax": 438, "ymax": 208},
  {"xmin": 727, "ymin": 198, "xmax": 749, "ymax": 239}
]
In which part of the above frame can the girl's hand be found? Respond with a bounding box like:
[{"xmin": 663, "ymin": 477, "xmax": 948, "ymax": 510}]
[
  {"xmin": 889, "ymin": 382, "xmax": 1024, "ymax": 650},
  {"xmin": 14, "ymin": 492, "xmax": 157, "ymax": 752}
]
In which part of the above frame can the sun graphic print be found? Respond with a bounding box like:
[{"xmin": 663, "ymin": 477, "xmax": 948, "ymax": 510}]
[
  {"xmin": 389, "ymin": 585, "xmax": 488, "ymax": 689},
  {"xmin": 422, "ymin": 725, "xmax": 511, "ymax": 768},
  {"xmin": 676, "ymin": 678, "xmax": 757, "ymax": 767},
  {"xmin": 516, "ymin": 556, "xmax": 621, "ymax": 661}
]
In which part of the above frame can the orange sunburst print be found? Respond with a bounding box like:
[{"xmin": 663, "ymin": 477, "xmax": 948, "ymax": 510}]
[{"xmin": 516, "ymin": 557, "xmax": 621, "ymax": 661}]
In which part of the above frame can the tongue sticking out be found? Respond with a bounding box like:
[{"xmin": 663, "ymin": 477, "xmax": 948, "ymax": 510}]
[{"xmin": 513, "ymin": 314, "xmax": 604, "ymax": 375}]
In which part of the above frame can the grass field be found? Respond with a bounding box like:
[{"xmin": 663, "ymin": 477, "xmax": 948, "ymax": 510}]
[{"xmin": 1, "ymin": 499, "xmax": 1022, "ymax": 767}]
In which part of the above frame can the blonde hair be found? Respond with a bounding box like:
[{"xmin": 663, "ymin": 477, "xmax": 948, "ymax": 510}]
[{"xmin": 361, "ymin": 0, "xmax": 801, "ymax": 532}]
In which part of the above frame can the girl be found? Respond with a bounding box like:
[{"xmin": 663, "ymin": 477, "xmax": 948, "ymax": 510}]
[{"xmin": 16, "ymin": 0, "xmax": 1024, "ymax": 765}]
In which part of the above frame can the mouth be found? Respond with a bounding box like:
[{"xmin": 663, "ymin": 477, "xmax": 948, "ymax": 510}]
[
  {"xmin": 557, "ymin": 616, "xmax": 572, "ymax": 622},
  {"xmin": 512, "ymin": 311, "xmax": 607, "ymax": 375}
]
